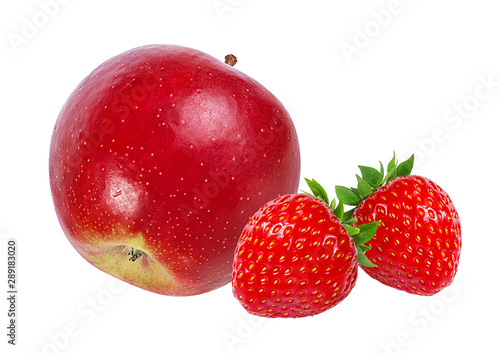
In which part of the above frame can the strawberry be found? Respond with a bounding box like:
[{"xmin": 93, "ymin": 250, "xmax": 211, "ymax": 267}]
[
  {"xmin": 232, "ymin": 180, "xmax": 379, "ymax": 318},
  {"xmin": 336, "ymin": 154, "xmax": 462, "ymax": 296}
]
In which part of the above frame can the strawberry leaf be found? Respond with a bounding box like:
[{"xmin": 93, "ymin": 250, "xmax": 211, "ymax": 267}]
[
  {"xmin": 355, "ymin": 245, "xmax": 377, "ymax": 267},
  {"xmin": 335, "ymin": 186, "xmax": 361, "ymax": 206},
  {"xmin": 305, "ymin": 178, "xmax": 329, "ymax": 204},
  {"xmin": 358, "ymin": 165, "xmax": 381, "ymax": 189},
  {"xmin": 396, "ymin": 154, "xmax": 414, "ymax": 178},
  {"xmin": 356, "ymin": 174, "xmax": 373, "ymax": 200},
  {"xmin": 333, "ymin": 200, "xmax": 345, "ymax": 221},
  {"xmin": 344, "ymin": 224, "xmax": 359, "ymax": 237},
  {"xmin": 382, "ymin": 152, "xmax": 398, "ymax": 184},
  {"xmin": 345, "ymin": 220, "xmax": 379, "ymax": 267},
  {"xmin": 341, "ymin": 209, "xmax": 356, "ymax": 224},
  {"xmin": 357, "ymin": 243, "xmax": 371, "ymax": 252},
  {"xmin": 352, "ymin": 221, "xmax": 380, "ymax": 245},
  {"xmin": 378, "ymin": 161, "xmax": 385, "ymax": 185},
  {"xmin": 301, "ymin": 190, "xmax": 314, "ymax": 198}
]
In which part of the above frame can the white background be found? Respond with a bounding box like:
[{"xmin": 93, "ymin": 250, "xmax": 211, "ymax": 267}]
[{"xmin": 1, "ymin": 0, "xmax": 499, "ymax": 352}]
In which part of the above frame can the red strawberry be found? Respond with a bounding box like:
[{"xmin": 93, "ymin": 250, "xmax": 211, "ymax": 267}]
[
  {"xmin": 232, "ymin": 181, "xmax": 379, "ymax": 318},
  {"xmin": 336, "ymin": 154, "xmax": 462, "ymax": 296}
]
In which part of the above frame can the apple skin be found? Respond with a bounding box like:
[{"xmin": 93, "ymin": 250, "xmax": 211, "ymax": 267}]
[{"xmin": 49, "ymin": 45, "xmax": 300, "ymax": 296}]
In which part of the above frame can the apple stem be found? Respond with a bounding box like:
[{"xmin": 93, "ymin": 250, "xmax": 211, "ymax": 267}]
[
  {"xmin": 128, "ymin": 247, "xmax": 145, "ymax": 261},
  {"xmin": 224, "ymin": 54, "xmax": 237, "ymax": 67}
]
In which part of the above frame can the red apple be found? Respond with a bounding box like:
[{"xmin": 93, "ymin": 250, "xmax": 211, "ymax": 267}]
[{"xmin": 49, "ymin": 45, "xmax": 300, "ymax": 296}]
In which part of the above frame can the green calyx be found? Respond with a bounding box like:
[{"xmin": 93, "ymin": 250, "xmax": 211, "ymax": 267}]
[
  {"xmin": 302, "ymin": 153, "xmax": 414, "ymax": 268},
  {"xmin": 335, "ymin": 152, "xmax": 415, "ymax": 207},
  {"xmin": 303, "ymin": 178, "xmax": 379, "ymax": 268}
]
